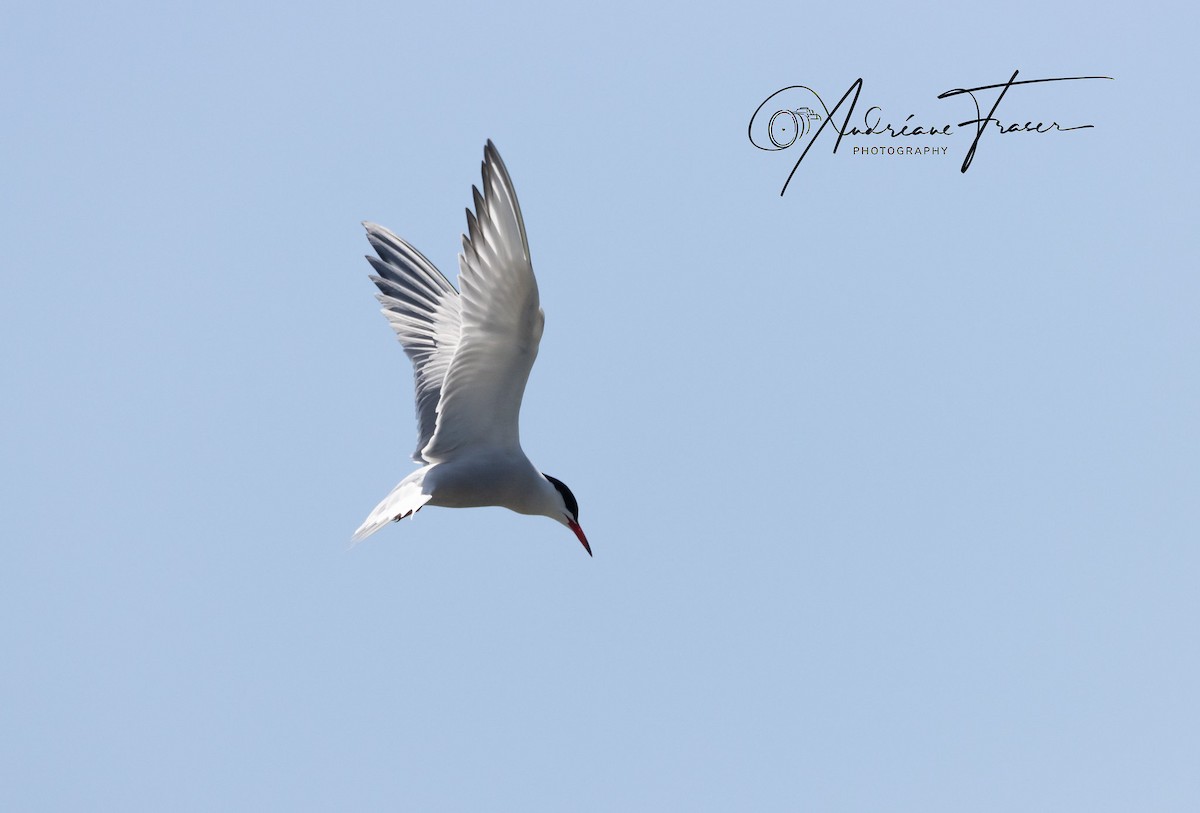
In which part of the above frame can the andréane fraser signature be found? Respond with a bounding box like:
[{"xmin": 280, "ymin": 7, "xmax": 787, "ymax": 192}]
[{"xmin": 749, "ymin": 70, "xmax": 1114, "ymax": 196}]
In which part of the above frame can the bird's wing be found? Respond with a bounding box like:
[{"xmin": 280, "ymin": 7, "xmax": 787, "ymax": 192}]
[
  {"xmin": 364, "ymin": 222, "xmax": 462, "ymax": 463},
  {"xmin": 420, "ymin": 140, "xmax": 544, "ymax": 461}
]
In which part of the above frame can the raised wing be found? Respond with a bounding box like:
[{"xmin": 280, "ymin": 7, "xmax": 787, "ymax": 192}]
[
  {"xmin": 364, "ymin": 223, "xmax": 462, "ymax": 462},
  {"xmin": 420, "ymin": 141, "xmax": 544, "ymax": 461}
]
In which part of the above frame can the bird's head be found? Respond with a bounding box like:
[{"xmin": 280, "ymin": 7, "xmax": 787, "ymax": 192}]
[{"xmin": 542, "ymin": 473, "xmax": 590, "ymax": 556}]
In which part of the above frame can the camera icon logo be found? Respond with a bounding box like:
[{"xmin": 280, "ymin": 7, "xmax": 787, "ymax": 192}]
[
  {"xmin": 768, "ymin": 106, "xmax": 823, "ymax": 148},
  {"xmin": 748, "ymin": 86, "xmax": 828, "ymax": 153}
]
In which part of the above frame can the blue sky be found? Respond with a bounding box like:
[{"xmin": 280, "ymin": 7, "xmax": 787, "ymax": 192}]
[{"xmin": 2, "ymin": 1, "xmax": 1197, "ymax": 810}]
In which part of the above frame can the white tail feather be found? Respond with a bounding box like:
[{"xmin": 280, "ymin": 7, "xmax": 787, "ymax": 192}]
[{"xmin": 352, "ymin": 470, "xmax": 433, "ymax": 543}]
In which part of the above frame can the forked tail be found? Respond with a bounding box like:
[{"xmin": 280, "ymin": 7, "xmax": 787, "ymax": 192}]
[{"xmin": 352, "ymin": 470, "xmax": 433, "ymax": 543}]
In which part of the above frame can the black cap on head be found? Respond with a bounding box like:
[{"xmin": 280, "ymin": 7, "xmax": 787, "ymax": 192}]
[{"xmin": 542, "ymin": 474, "xmax": 579, "ymax": 521}]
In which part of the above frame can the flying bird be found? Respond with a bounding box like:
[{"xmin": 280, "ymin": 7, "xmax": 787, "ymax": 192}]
[{"xmin": 353, "ymin": 141, "xmax": 590, "ymax": 555}]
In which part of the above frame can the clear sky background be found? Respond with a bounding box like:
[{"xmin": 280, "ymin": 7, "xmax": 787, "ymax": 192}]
[{"xmin": 3, "ymin": 1, "xmax": 1197, "ymax": 810}]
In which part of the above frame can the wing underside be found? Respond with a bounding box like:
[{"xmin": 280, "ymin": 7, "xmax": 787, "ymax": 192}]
[
  {"xmin": 420, "ymin": 141, "xmax": 544, "ymax": 460},
  {"xmin": 362, "ymin": 141, "xmax": 543, "ymax": 465},
  {"xmin": 364, "ymin": 223, "xmax": 461, "ymax": 462}
]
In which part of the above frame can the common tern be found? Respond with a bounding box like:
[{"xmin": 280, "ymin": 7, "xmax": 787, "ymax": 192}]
[{"xmin": 352, "ymin": 141, "xmax": 590, "ymax": 556}]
